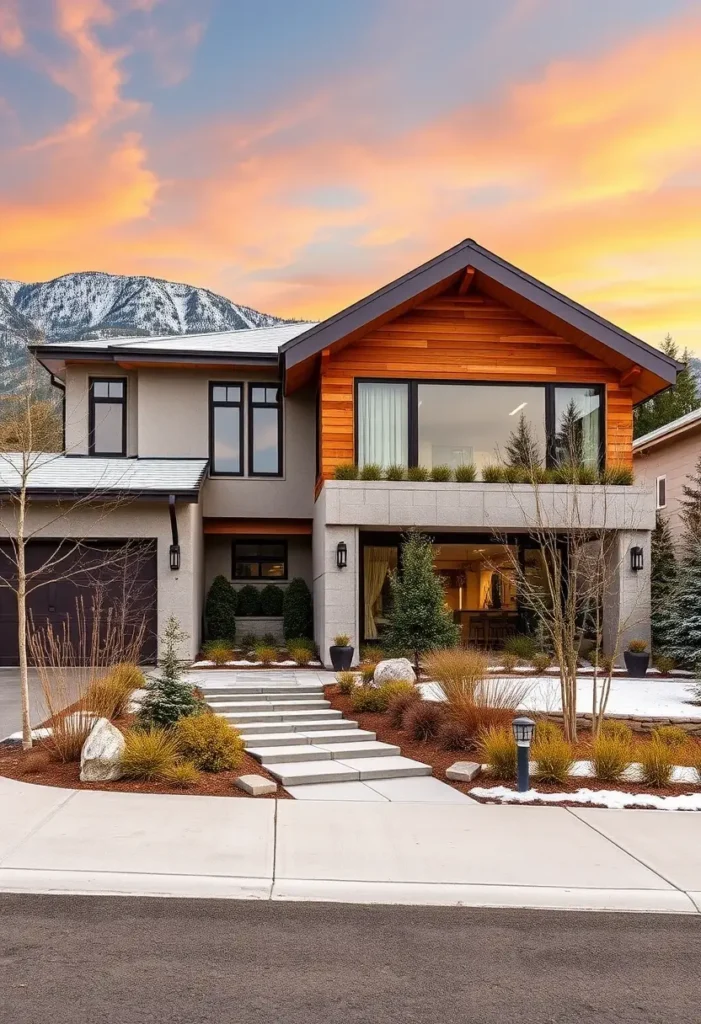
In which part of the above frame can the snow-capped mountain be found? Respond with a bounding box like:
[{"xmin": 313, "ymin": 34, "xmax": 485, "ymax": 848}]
[{"xmin": 0, "ymin": 271, "xmax": 287, "ymax": 394}]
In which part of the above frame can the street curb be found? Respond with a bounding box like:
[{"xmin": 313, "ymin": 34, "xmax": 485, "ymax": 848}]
[{"xmin": 0, "ymin": 868, "xmax": 272, "ymax": 901}]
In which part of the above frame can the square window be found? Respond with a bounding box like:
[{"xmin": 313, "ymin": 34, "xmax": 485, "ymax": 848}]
[{"xmin": 233, "ymin": 540, "xmax": 287, "ymax": 580}]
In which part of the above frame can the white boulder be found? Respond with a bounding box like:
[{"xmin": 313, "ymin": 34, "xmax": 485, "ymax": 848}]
[
  {"xmin": 80, "ymin": 717, "xmax": 125, "ymax": 783},
  {"xmin": 373, "ymin": 658, "xmax": 416, "ymax": 686}
]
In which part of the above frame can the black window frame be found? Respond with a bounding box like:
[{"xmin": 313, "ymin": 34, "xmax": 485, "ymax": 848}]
[
  {"xmin": 88, "ymin": 376, "xmax": 127, "ymax": 457},
  {"xmin": 248, "ymin": 383, "xmax": 283, "ymax": 478},
  {"xmin": 232, "ymin": 538, "xmax": 288, "ymax": 580},
  {"xmin": 354, "ymin": 378, "xmax": 606, "ymax": 471},
  {"xmin": 656, "ymin": 475, "xmax": 667, "ymax": 510},
  {"xmin": 209, "ymin": 381, "xmax": 244, "ymax": 477}
]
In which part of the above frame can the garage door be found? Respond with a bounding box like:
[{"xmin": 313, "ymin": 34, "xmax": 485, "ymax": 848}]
[{"xmin": 0, "ymin": 540, "xmax": 157, "ymax": 667}]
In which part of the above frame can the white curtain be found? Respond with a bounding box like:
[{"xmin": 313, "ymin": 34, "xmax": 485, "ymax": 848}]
[
  {"xmin": 364, "ymin": 546, "xmax": 392, "ymax": 639},
  {"xmin": 358, "ymin": 382, "xmax": 408, "ymax": 467}
]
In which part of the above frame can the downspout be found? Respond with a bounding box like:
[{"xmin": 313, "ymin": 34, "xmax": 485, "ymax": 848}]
[
  {"xmin": 168, "ymin": 494, "xmax": 180, "ymax": 570},
  {"xmin": 49, "ymin": 374, "xmax": 66, "ymax": 452}
]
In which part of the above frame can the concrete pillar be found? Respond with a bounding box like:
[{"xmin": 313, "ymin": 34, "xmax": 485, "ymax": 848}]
[
  {"xmin": 602, "ymin": 529, "xmax": 652, "ymax": 661},
  {"xmin": 312, "ymin": 517, "xmax": 359, "ymax": 668}
]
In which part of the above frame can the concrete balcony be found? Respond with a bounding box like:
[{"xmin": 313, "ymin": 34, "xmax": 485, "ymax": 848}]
[{"xmin": 316, "ymin": 479, "xmax": 656, "ymax": 533}]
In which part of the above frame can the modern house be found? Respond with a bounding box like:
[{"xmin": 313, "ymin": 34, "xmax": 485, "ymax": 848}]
[
  {"xmin": 633, "ymin": 407, "xmax": 701, "ymax": 547},
  {"xmin": 0, "ymin": 240, "xmax": 679, "ymax": 665}
]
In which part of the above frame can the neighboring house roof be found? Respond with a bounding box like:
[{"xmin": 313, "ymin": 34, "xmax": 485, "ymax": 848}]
[
  {"xmin": 0, "ymin": 455, "xmax": 209, "ymax": 501},
  {"xmin": 281, "ymin": 239, "xmax": 681, "ymax": 397},
  {"xmin": 633, "ymin": 407, "xmax": 701, "ymax": 454}
]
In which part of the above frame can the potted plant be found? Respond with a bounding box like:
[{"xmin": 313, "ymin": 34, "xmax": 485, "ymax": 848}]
[
  {"xmin": 624, "ymin": 639, "xmax": 650, "ymax": 678},
  {"xmin": 329, "ymin": 633, "xmax": 354, "ymax": 671}
]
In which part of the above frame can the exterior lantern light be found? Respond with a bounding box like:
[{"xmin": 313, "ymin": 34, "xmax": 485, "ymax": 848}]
[
  {"xmin": 630, "ymin": 546, "xmax": 644, "ymax": 572},
  {"xmin": 512, "ymin": 716, "xmax": 536, "ymax": 793},
  {"xmin": 336, "ymin": 540, "xmax": 348, "ymax": 570},
  {"xmin": 169, "ymin": 544, "xmax": 181, "ymax": 571}
]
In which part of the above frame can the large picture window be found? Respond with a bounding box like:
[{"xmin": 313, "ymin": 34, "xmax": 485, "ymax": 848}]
[
  {"xmin": 249, "ymin": 384, "xmax": 282, "ymax": 476},
  {"xmin": 210, "ymin": 383, "xmax": 243, "ymax": 476},
  {"xmin": 233, "ymin": 540, "xmax": 287, "ymax": 579},
  {"xmin": 552, "ymin": 386, "xmax": 602, "ymax": 469},
  {"xmin": 89, "ymin": 378, "xmax": 126, "ymax": 456},
  {"xmin": 357, "ymin": 381, "xmax": 409, "ymax": 467}
]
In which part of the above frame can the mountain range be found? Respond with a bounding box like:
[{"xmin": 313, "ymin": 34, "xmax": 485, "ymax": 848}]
[{"xmin": 0, "ymin": 271, "xmax": 286, "ymax": 394}]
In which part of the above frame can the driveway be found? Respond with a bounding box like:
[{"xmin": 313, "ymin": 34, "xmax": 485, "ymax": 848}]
[{"xmin": 0, "ymin": 668, "xmax": 85, "ymax": 740}]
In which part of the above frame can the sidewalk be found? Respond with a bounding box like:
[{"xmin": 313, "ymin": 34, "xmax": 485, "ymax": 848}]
[{"xmin": 1, "ymin": 777, "xmax": 700, "ymax": 912}]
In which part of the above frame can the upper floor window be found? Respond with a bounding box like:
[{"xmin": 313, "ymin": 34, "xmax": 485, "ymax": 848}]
[
  {"xmin": 89, "ymin": 378, "xmax": 126, "ymax": 456},
  {"xmin": 656, "ymin": 475, "xmax": 667, "ymax": 510},
  {"xmin": 210, "ymin": 383, "xmax": 243, "ymax": 476},
  {"xmin": 249, "ymin": 384, "xmax": 282, "ymax": 477}
]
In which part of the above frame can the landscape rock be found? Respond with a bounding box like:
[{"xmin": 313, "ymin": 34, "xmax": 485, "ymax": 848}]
[
  {"xmin": 373, "ymin": 658, "xmax": 416, "ymax": 687},
  {"xmin": 80, "ymin": 717, "xmax": 125, "ymax": 783},
  {"xmin": 235, "ymin": 774, "xmax": 277, "ymax": 796},
  {"xmin": 446, "ymin": 761, "xmax": 482, "ymax": 783}
]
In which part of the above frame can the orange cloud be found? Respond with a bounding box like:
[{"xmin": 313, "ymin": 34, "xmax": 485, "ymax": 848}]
[{"xmin": 0, "ymin": 2, "xmax": 23, "ymax": 52}]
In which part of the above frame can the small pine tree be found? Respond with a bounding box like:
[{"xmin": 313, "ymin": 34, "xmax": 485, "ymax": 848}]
[
  {"xmin": 554, "ymin": 398, "xmax": 583, "ymax": 466},
  {"xmin": 139, "ymin": 616, "xmax": 204, "ymax": 727},
  {"xmin": 679, "ymin": 454, "xmax": 701, "ymax": 547},
  {"xmin": 283, "ymin": 578, "xmax": 313, "ymax": 640},
  {"xmin": 204, "ymin": 575, "xmax": 237, "ymax": 644},
  {"xmin": 634, "ymin": 335, "xmax": 700, "ymax": 438},
  {"xmin": 505, "ymin": 412, "xmax": 541, "ymax": 469},
  {"xmin": 651, "ymin": 512, "xmax": 677, "ymax": 653},
  {"xmin": 383, "ymin": 531, "xmax": 460, "ymax": 670}
]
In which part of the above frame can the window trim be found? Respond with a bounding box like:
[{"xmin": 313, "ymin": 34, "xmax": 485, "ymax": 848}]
[
  {"xmin": 353, "ymin": 378, "xmax": 606, "ymax": 470},
  {"xmin": 88, "ymin": 376, "xmax": 127, "ymax": 457},
  {"xmin": 209, "ymin": 381, "xmax": 244, "ymax": 477},
  {"xmin": 232, "ymin": 538, "xmax": 288, "ymax": 581},
  {"xmin": 656, "ymin": 474, "xmax": 667, "ymax": 510},
  {"xmin": 247, "ymin": 383, "xmax": 283, "ymax": 478}
]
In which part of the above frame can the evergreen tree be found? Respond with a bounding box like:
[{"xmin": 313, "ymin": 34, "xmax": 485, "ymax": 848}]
[
  {"xmin": 505, "ymin": 412, "xmax": 541, "ymax": 468},
  {"xmin": 661, "ymin": 541, "xmax": 701, "ymax": 669},
  {"xmin": 679, "ymin": 454, "xmax": 701, "ymax": 546},
  {"xmin": 204, "ymin": 575, "xmax": 237, "ymax": 644},
  {"xmin": 650, "ymin": 512, "xmax": 677, "ymax": 653},
  {"xmin": 283, "ymin": 577, "xmax": 313, "ymax": 640},
  {"xmin": 634, "ymin": 335, "xmax": 700, "ymax": 438},
  {"xmin": 383, "ymin": 531, "xmax": 460, "ymax": 670},
  {"xmin": 139, "ymin": 616, "xmax": 204, "ymax": 727},
  {"xmin": 554, "ymin": 399, "xmax": 583, "ymax": 466}
]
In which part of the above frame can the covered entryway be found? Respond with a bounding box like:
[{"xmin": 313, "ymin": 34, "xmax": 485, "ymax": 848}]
[{"xmin": 0, "ymin": 540, "xmax": 158, "ymax": 666}]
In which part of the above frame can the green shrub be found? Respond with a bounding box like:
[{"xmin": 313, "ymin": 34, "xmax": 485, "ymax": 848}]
[
  {"xmin": 652, "ymin": 725, "xmax": 689, "ymax": 749},
  {"xmin": 175, "ymin": 713, "xmax": 244, "ymax": 772},
  {"xmin": 482, "ymin": 464, "xmax": 506, "ymax": 483},
  {"xmin": 283, "ymin": 577, "xmax": 313, "ymax": 640},
  {"xmin": 601, "ymin": 719, "xmax": 633, "ymax": 742},
  {"xmin": 407, "ymin": 465, "xmax": 429, "ymax": 482},
  {"xmin": 591, "ymin": 734, "xmax": 633, "ymax": 783},
  {"xmin": 504, "ymin": 634, "xmax": 538, "ymax": 661},
  {"xmin": 454, "ymin": 463, "xmax": 477, "ymax": 483},
  {"xmin": 288, "ymin": 643, "xmax": 313, "ymax": 666},
  {"xmin": 259, "ymin": 584, "xmax": 284, "ymax": 617},
  {"xmin": 654, "ymin": 655, "xmax": 676, "ymax": 675},
  {"xmin": 430, "ymin": 464, "xmax": 453, "ymax": 482},
  {"xmin": 532, "ymin": 734, "xmax": 576, "ymax": 783},
  {"xmin": 334, "ymin": 463, "xmax": 359, "ymax": 480},
  {"xmin": 637, "ymin": 738, "xmax": 674, "ymax": 788},
  {"xmin": 204, "ymin": 575, "xmax": 237, "ymax": 644},
  {"xmin": 236, "ymin": 584, "xmax": 262, "ymax": 617},
  {"xmin": 478, "ymin": 726, "xmax": 517, "ymax": 780},
  {"xmin": 385, "ymin": 464, "xmax": 406, "ymax": 481},
  {"xmin": 501, "ymin": 651, "xmax": 519, "ymax": 673},
  {"xmin": 336, "ymin": 671, "xmax": 357, "ymax": 695},
  {"xmin": 163, "ymin": 760, "xmax": 201, "ymax": 788},
  {"xmin": 503, "ymin": 465, "xmax": 530, "ymax": 484},
  {"xmin": 388, "ymin": 687, "xmax": 422, "ymax": 728},
  {"xmin": 600, "ymin": 463, "xmax": 634, "ymax": 485},
  {"xmin": 404, "ymin": 699, "xmax": 446, "ymax": 740},
  {"xmin": 360, "ymin": 462, "xmax": 383, "ymax": 480},
  {"xmin": 202, "ymin": 641, "xmax": 234, "ymax": 666},
  {"xmin": 139, "ymin": 617, "xmax": 204, "ymax": 728},
  {"xmin": 575, "ymin": 464, "xmax": 599, "ymax": 485},
  {"xmin": 237, "ymin": 632, "xmax": 256, "ymax": 652},
  {"xmin": 351, "ymin": 686, "xmax": 389, "ymax": 713},
  {"xmin": 550, "ymin": 462, "xmax": 578, "ymax": 484},
  {"xmin": 531, "ymin": 652, "xmax": 552, "ymax": 673},
  {"xmin": 255, "ymin": 644, "xmax": 277, "ymax": 666},
  {"xmin": 121, "ymin": 727, "xmax": 180, "ymax": 780}
]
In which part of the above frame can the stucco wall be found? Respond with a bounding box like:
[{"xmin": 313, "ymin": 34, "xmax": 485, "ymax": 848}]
[
  {"xmin": 64, "ymin": 365, "xmax": 138, "ymax": 456},
  {"xmin": 634, "ymin": 429, "xmax": 701, "ymax": 546}
]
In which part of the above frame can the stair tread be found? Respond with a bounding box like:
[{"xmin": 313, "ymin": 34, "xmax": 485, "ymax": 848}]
[
  {"xmin": 314, "ymin": 741, "xmax": 400, "ymax": 758},
  {"xmin": 334, "ymin": 755, "xmax": 432, "ymax": 781},
  {"xmin": 267, "ymin": 761, "xmax": 360, "ymax": 785},
  {"xmin": 247, "ymin": 745, "xmax": 332, "ymax": 763},
  {"xmin": 235, "ymin": 718, "xmax": 358, "ymax": 734}
]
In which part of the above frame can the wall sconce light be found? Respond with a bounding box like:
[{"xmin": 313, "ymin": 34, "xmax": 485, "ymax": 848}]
[
  {"xmin": 169, "ymin": 544, "xmax": 181, "ymax": 571},
  {"xmin": 336, "ymin": 541, "xmax": 348, "ymax": 570},
  {"xmin": 630, "ymin": 546, "xmax": 644, "ymax": 572}
]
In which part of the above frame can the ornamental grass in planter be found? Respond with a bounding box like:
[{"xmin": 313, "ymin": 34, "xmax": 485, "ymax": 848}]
[
  {"xmin": 430, "ymin": 464, "xmax": 453, "ymax": 482},
  {"xmin": 651, "ymin": 725, "xmax": 690, "ymax": 750},
  {"xmin": 454, "ymin": 463, "xmax": 477, "ymax": 482},
  {"xmin": 360, "ymin": 462, "xmax": 383, "ymax": 480},
  {"xmin": 334, "ymin": 463, "xmax": 359, "ymax": 480},
  {"xmin": 385, "ymin": 464, "xmax": 406, "ymax": 481},
  {"xmin": 624, "ymin": 639, "xmax": 650, "ymax": 678}
]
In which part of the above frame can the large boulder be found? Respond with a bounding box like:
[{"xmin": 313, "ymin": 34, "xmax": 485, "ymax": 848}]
[
  {"xmin": 80, "ymin": 717, "xmax": 125, "ymax": 783},
  {"xmin": 373, "ymin": 658, "xmax": 416, "ymax": 686}
]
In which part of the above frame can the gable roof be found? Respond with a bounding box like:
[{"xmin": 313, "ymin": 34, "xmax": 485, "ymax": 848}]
[
  {"xmin": 281, "ymin": 239, "xmax": 681, "ymax": 398},
  {"xmin": 633, "ymin": 406, "xmax": 701, "ymax": 453}
]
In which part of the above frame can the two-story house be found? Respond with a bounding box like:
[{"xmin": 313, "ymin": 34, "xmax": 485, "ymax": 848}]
[
  {"xmin": 0, "ymin": 240, "xmax": 679, "ymax": 665},
  {"xmin": 634, "ymin": 408, "xmax": 701, "ymax": 548}
]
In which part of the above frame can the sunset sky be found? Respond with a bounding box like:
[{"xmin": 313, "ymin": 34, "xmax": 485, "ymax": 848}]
[{"xmin": 1, "ymin": 0, "xmax": 700, "ymax": 351}]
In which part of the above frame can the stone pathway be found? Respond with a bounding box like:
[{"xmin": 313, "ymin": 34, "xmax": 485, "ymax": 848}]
[{"xmin": 190, "ymin": 670, "xmax": 470, "ymax": 802}]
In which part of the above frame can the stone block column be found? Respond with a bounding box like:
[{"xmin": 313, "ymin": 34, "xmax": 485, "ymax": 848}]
[
  {"xmin": 602, "ymin": 529, "xmax": 652, "ymax": 661},
  {"xmin": 312, "ymin": 500, "xmax": 359, "ymax": 667}
]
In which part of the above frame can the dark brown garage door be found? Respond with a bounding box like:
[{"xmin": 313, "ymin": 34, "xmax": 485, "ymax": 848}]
[{"xmin": 0, "ymin": 540, "xmax": 157, "ymax": 667}]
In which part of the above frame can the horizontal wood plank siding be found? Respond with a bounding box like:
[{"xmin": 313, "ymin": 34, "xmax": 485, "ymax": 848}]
[{"xmin": 319, "ymin": 290, "xmax": 633, "ymax": 479}]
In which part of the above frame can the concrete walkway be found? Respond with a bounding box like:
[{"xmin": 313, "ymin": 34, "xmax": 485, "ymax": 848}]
[
  {"xmin": 0, "ymin": 668, "xmax": 86, "ymax": 741},
  {"xmin": 1, "ymin": 775, "xmax": 700, "ymax": 913}
]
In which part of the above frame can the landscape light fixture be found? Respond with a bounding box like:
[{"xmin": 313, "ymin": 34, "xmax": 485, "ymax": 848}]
[
  {"xmin": 336, "ymin": 540, "xmax": 348, "ymax": 570},
  {"xmin": 630, "ymin": 546, "xmax": 644, "ymax": 572},
  {"xmin": 512, "ymin": 716, "xmax": 536, "ymax": 793}
]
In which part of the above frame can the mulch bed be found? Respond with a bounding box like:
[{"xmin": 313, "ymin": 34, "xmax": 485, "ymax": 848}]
[{"xmin": 324, "ymin": 685, "xmax": 701, "ymax": 802}]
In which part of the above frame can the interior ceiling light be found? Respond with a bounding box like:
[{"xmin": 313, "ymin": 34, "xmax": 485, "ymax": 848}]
[{"xmin": 509, "ymin": 402, "xmax": 527, "ymax": 416}]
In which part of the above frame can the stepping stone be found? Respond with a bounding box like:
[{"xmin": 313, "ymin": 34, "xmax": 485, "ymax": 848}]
[
  {"xmin": 285, "ymin": 781, "xmax": 389, "ymax": 802},
  {"xmin": 445, "ymin": 761, "xmax": 482, "ymax": 783},
  {"xmin": 336, "ymin": 755, "xmax": 432, "ymax": 781},
  {"xmin": 247, "ymin": 745, "xmax": 331, "ymax": 764},
  {"xmin": 315, "ymin": 741, "xmax": 400, "ymax": 759},
  {"xmin": 235, "ymin": 775, "xmax": 277, "ymax": 796},
  {"xmin": 267, "ymin": 760, "xmax": 360, "ymax": 786}
]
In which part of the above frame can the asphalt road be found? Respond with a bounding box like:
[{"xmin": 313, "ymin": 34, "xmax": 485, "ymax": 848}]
[{"xmin": 1, "ymin": 896, "xmax": 699, "ymax": 1023}]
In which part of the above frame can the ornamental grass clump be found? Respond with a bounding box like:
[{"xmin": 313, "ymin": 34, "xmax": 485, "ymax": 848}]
[
  {"xmin": 654, "ymin": 655, "xmax": 676, "ymax": 675},
  {"xmin": 404, "ymin": 699, "xmax": 446, "ymax": 741},
  {"xmin": 406, "ymin": 465, "xmax": 430, "ymax": 482},
  {"xmin": 334, "ymin": 463, "xmax": 359, "ymax": 480},
  {"xmin": 430, "ymin": 464, "xmax": 453, "ymax": 482},
  {"xmin": 601, "ymin": 719, "xmax": 633, "ymax": 742},
  {"xmin": 504, "ymin": 635, "xmax": 538, "ymax": 661},
  {"xmin": 591, "ymin": 733, "xmax": 633, "ymax": 783},
  {"xmin": 478, "ymin": 726, "xmax": 517, "ymax": 780},
  {"xmin": 120, "ymin": 726, "xmax": 181, "ymax": 780},
  {"xmin": 387, "ymin": 687, "xmax": 422, "ymax": 728},
  {"xmin": 501, "ymin": 652, "xmax": 519, "ymax": 673},
  {"xmin": 531, "ymin": 652, "xmax": 552, "ymax": 674},
  {"xmin": 175, "ymin": 713, "xmax": 244, "ymax": 772},
  {"xmin": 359, "ymin": 662, "xmax": 376, "ymax": 684},
  {"xmin": 384, "ymin": 464, "xmax": 406, "ymax": 481},
  {"xmin": 482, "ymin": 464, "xmax": 506, "ymax": 483},
  {"xmin": 336, "ymin": 671, "xmax": 357, "ymax": 695},
  {"xmin": 85, "ymin": 665, "xmax": 140, "ymax": 720},
  {"xmin": 288, "ymin": 642, "xmax": 313, "ymax": 666},
  {"xmin": 637, "ymin": 738, "xmax": 674, "ymax": 788},
  {"xmin": 439, "ymin": 716, "xmax": 475, "ymax": 751},
  {"xmin": 162, "ymin": 760, "xmax": 201, "ymax": 788},
  {"xmin": 687, "ymin": 743, "xmax": 701, "ymax": 784},
  {"xmin": 423, "ymin": 647, "xmax": 489, "ymax": 701},
  {"xmin": 599, "ymin": 463, "xmax": 634, "ymax": 486},
  {"xmin": 351, "ymin": 685, "xmax": 389, "ymax": 714},
  {"xmin": 254, "ymin": 644, "xmax": 278, "ymax": 666},
  {"xmin": 534, "ymin": 719, "xmax": 561, "ymax": 743},
  {"xmin": 652, "ymin": 725, "xmax": 690, "ymax": 749},
  {"xmin": 531, "ymin": 734, "xmax": 576, "ymax": 784},
  {"xmin": 203, "ymin": 641, "xmax": 234, "ymax": 666},
  {"xmin": 360, "ymin": 462, "xmax": 383, "ymax": 480},
  {"xmin": 454, "ymin": 463, "xmax": 477, "ymax": 483}
]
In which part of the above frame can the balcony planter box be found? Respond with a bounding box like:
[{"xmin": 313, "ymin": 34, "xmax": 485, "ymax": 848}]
[
  {"xmin": 623, "ymin": 650, "xmax": 650, "ymax": 678},
  {"xmin": 329, "ymin": 644, "xmax": 354, "ymax": 671}
]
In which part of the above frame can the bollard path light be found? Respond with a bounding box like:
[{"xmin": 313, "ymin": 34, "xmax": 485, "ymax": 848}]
[{"xmin": 512, "ymin": 716, "xmax": 536, "ymax": 793}]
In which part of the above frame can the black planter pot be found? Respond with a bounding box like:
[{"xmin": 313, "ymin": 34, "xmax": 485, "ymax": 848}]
[
  {"xmin": 329, "ymin": 645, "xmax": 354, "ymax": 671},
  {"xmin": 624, "ymin": 651, "xmax": 650, "ymax": 678}
]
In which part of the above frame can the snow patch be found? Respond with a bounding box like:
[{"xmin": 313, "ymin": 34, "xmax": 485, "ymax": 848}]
[{"xmin": 471, "ymin": 786, "xmax": 701, "ymax": 811}]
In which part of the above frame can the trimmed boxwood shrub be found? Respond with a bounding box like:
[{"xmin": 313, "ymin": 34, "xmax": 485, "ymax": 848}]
[
  {"xmin": 204, "ymin": 575, "xmax": 237, "ymax": 643},
  {"xmin": 283, "ymin": 577, "xmax": 313, "ymax": 640},
  {"xmin": 236, "ymin": 584, "xmax": 262, "ymax": 617},
  {"xmin": 259, "ymin": 583, "xmax": 284, "ymax": 617}
]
